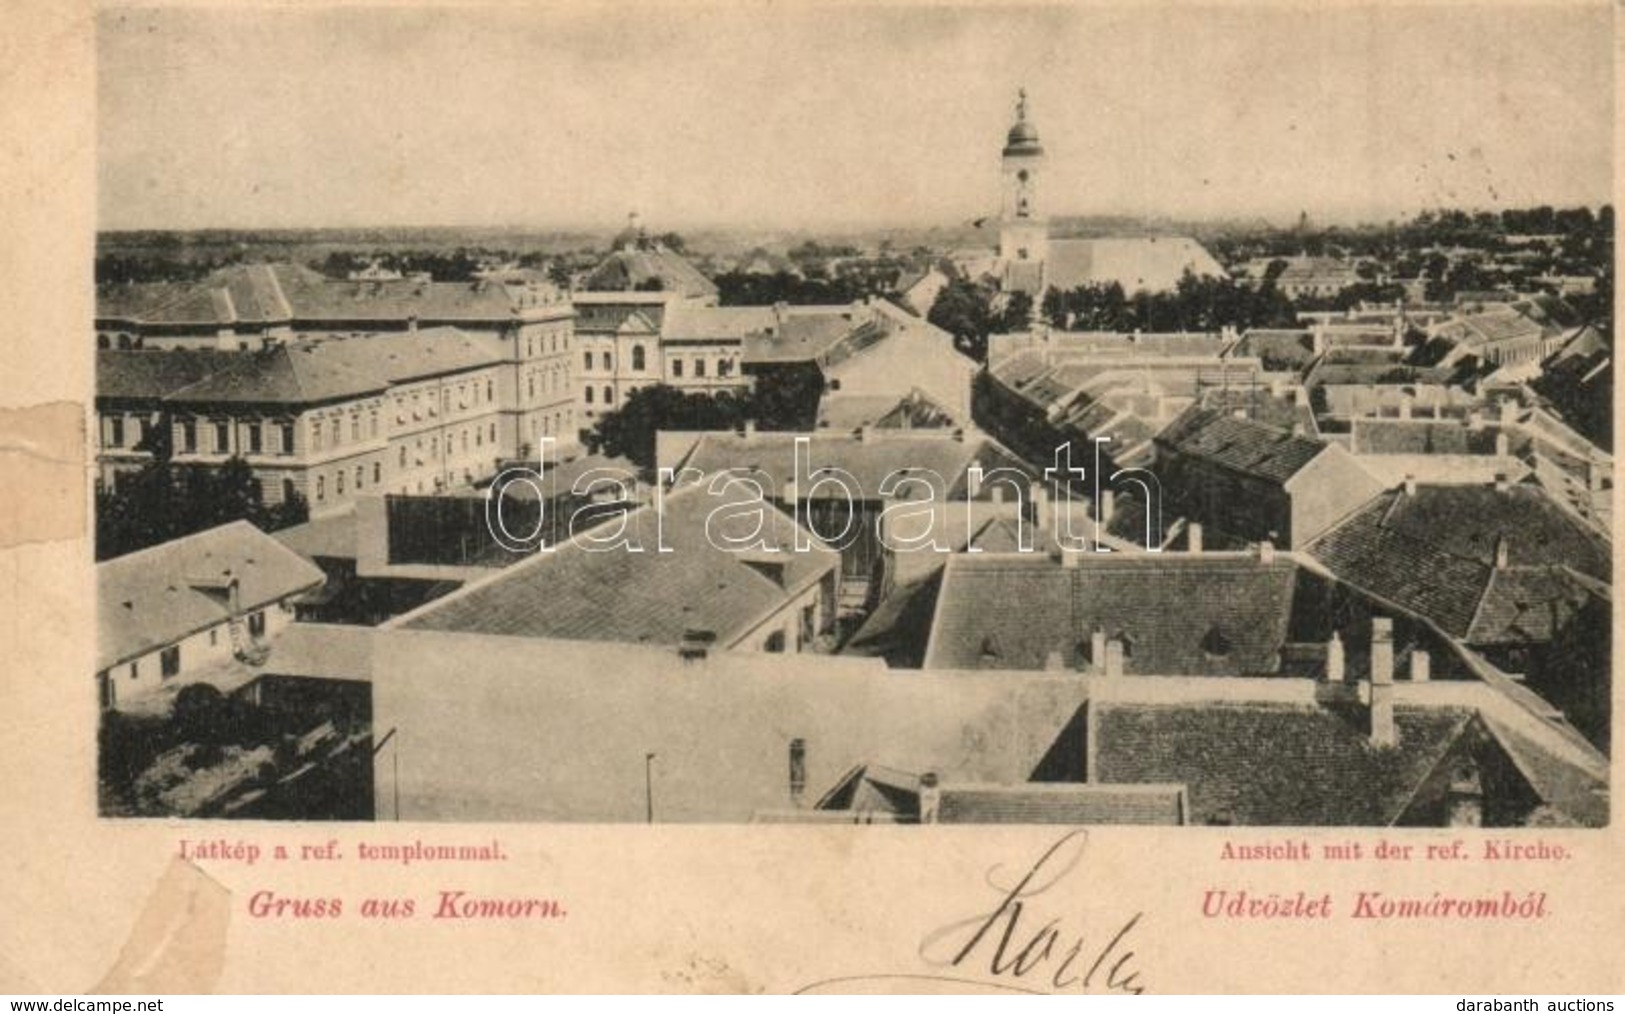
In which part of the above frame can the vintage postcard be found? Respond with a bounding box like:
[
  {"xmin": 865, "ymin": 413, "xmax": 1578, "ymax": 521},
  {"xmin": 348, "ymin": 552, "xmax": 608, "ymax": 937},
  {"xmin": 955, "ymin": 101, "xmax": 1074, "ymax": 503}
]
[{"xmin": 0, "ymin": 0, "xmax": 1620, "ymax": 995}]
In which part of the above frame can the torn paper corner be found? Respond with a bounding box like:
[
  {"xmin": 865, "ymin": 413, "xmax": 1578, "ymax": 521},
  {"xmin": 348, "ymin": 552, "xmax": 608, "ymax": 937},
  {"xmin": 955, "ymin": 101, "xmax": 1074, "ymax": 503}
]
[{"xmin": 92, "ymin": 857, "xmax": 232, "ymax": 995}]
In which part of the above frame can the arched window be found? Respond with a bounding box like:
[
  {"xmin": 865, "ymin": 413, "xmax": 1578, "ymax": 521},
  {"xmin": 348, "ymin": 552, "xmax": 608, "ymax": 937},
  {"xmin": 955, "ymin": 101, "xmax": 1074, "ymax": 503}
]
[
  {"xmin": 601, "ymin": 351, "xmax": 612, "ymax": 371},
  {"xmin": 632, "ymin": 345, "xmax": 646, "ymax": 371},
  {"xmin": 765, "ymin": 630, "xmax": 787, "ymax": 653},
  {"xmin": 672, "ymin": 359, "xmax": 684, "ymax": 378},
  {"xmin": 583, "ymin": 350, "xmax": 593, "ymax": 371},
  {"xmin": 316, "ymin": 476, "xmax": 325, "ymax": 501},
  {"xmin": 585, "ymin": 387, "xmax": 594, "ymax": 404},
  {"xmin": 694, "ymin": 358, "xmax": 707, "ymax": 378},
  {"xmin": 336, "ymin": 471, "xmax": 345, "ymax": 495},
  {"xmin": 355, "ymin": 465, "xmax": 364, "ymax": 489},
  {"xmin": 602, "ymin": 386, "xmax": 613, "ymax": 405},
  {"xmin": 486, "ymin": 380, "xmax": 493, "ymax": 402},
  {"xmin": 372, "ymin": 462, "xmax": 381, "ymax": 484}
]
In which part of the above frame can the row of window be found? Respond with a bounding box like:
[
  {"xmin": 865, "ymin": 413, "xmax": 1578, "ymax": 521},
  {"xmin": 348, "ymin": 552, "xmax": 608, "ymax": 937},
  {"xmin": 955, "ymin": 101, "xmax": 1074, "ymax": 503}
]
[
  {"xmin": 524, "ymin": 330, "xmax": 570, "ymax": 359},
  {"xmin": 580, "ymin": 346, "xmax": 737, "ymax": 379},
  {"xmin": 173, "ymin": 418, "xmax": 297, "ymax": 456}
]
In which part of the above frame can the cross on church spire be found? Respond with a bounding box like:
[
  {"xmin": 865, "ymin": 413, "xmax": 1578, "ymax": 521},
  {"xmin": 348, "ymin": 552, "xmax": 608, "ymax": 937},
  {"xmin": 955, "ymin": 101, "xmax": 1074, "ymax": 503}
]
[{"xmin": 1016, "ymin": 87, "xmax": 1027, "ymax": 121}]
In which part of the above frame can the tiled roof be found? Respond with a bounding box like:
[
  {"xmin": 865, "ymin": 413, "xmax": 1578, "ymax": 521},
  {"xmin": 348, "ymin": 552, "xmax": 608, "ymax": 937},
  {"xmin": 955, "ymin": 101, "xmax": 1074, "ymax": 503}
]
[
  {"xmin": 96, "ymin": 349, "xmax": 233, "ymax": 401},
  {"xmin": 1307, "ymin": 484, "xmax": 1610, "ymax": 641},
  {"xmin": 398, "ymin": 482, "xmax": 838, "ymax": 648},
  {"xmin": 580, "ymin": 247, "xmax": 718, "ymax": 299},
  {"xmin": 1044, "ymin": 237, "xmax": 1225, "ymax": 294},
  {"xmin": 1350, "ymin": 420, "xmax": 1502, "ymax": 456},
  {"xmin": 1156, "ymin": 405, "xmax": 1326, "ymax": 483},
  {"xmin": 1092, "ymin": 702, "xmax": 1476, "ymax": 826},
  {"xmin": 163, "ymin": 343, "xmax": 388, "ymax": 406},
  {"xmin": 98, "ymin": 520, "xmax": 325, "ymax": 670},
  {"xmin": 923, "ymin": 553, "xmax": 1300, "ymax": 675},
  {"xmin": 936, "ymin": 783, "xmax": 1186, "ymax": 825},
  {"xmin": 743, "ymin": 310, "xmax": 873, "ymax": 364},
  {"xmin": 295, "ymin": 327, "xmax": 507, "ymax": 384}
]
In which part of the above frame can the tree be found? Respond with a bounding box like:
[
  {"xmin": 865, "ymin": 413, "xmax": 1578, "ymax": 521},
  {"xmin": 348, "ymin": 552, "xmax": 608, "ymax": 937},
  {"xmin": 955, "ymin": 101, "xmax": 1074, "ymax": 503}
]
[
  {"xmin": 584, "ymin": 385, "xmax": 750, "ymax": 469},
  {"xmin": 95, "ymin": 456, "xmax": 308, "ymax": 560},
  {"xmin": 927, "ymin": 279, "xmax": 997, "ymax": 362}
]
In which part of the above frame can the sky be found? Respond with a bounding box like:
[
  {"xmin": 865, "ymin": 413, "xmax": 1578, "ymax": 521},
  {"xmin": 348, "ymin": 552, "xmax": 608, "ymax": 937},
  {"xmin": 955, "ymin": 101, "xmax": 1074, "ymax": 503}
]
[{"xmin": 97, "ymin": 3, "xmax": 1615, "ymax": 232}]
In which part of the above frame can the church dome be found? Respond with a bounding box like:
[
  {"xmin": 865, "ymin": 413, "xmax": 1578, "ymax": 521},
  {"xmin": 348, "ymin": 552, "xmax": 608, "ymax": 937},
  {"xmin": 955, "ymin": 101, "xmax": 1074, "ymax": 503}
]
[{"xmin": 1003, "ymin": 107, "xmax": 1044, "ymax": 157}]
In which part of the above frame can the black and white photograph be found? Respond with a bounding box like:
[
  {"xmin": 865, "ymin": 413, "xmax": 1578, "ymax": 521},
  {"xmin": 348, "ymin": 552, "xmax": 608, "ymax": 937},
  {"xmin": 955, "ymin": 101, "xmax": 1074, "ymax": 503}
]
[{"xmin": 90, "ymin": 2, "xmax": 1611, "ymax": 833}]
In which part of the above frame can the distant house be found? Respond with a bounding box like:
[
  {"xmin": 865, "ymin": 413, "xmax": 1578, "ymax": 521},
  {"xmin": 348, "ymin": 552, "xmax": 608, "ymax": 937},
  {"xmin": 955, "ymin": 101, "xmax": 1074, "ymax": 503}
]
[
  {"xmin": 1154, "ymin": 405, "xmax": 1384, "ymax": 548},
  {"xmin": 97, "ymin": 520, "xmax": 325, "ymax": 710},
  {"xmin": 1274, "ymin": 256, "xmax": 1363, "ymax": 300},
  {"xmin": 579, "ymin": 229, "xmax": 719, "ymax": 301},
  {"xmin": 893, "ymin": 266, "xmax": 950, "ymax": 317}
]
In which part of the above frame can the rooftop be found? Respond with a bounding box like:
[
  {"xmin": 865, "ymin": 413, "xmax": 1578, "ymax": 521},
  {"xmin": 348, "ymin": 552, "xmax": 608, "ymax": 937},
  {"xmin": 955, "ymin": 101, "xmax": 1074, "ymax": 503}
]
[
  {"xmin": 395, "ymin": 481, "xmax": 838, "ymax": 648},
  {"xmin": 1156, "ymin": 405, "xmax": 1328, "ymax": 484},
  {"xmin": 922, "ymin": 552, "xmax": 1301, "ymax": 675},
  {"xmin": 99, "ymin": 520, "xmax": 326, "ymax": 670}
]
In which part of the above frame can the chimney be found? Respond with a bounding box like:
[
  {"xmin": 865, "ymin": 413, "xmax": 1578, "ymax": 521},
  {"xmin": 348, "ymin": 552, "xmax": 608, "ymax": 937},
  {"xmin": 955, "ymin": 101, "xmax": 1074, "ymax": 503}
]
[
  {"xmin": 1410, "ymin": 649, "xmax": 1431, "ymax": 683},
  {"xmin": 1499, "ymin": 399, "xmax": 1517, "ymax": 424},
  {"xmin": 858, "ymin": 424, "xmax": 874, "ymax": 443},
  {"xmin": 990, "ymin": 486, "xmax": 1005, "ymax": 505},
  {"xmin": 918, "ymin": 772, "xmax": 941, "ymax": 824},
  {"xmin": 1369, "ymin": 617, "xmax": 1396, "ymax": 747},
  {"xmin": 1291, "ymin": 386, "xmax": 1306, "ymax": 407},
  {"xmin": 788, "ymin": 738, "xmax": 807, "ymax": 802},
  {"xmin": 407, "ymin": 314, "xmax": 418, "ymax": 333},
  {"xmin": 1494, "ymin": 535, "xmax": 1509, "ymax": 569},
  {"xmin": 1291, "ymin": 421, "xmax": 1306, "ymax": 437},
  {"xmin": 1090, "ymin": 629, "xmax": 1108, "ymax": 674},
  {"xmin": 1494, "ymin": 431, "xmax": 1509, "ymax": 457},
  {"xmin": 1402, "ymin": 473, "xmax": 1417, "ymax": 497},
  {"xmin": 1326, "ymin": 631, "xmax": 1345, "ymax": 683},
  {"xmin": 1044, "ymin": 649, "xmax": 1066, "ymax": 672},
  {"xmin": 1060, "ymin": 547, "xmax": 1082, "ymax": 569},
  {"xmin": 679, "ymin": 628, "xmax": 717, "ymax": 661},
  {"xmin": 1258, "ymin": 540, "xmax": 1276, "ymax": 565},
  {"xmin": 1467, "ymin": 410, "xmax": 1485, "ymax": 431},
  {"xmin": 1269, "ymin": 376, "xmax": 1287, "ymax": 399},
  {"xmin": 966, "ymin": 459, "xmax": 983, "ymax": 498},
  {"xmin": 743, "ymin": 420, "xmax": 757, "ymax": 438},
  {"xmin": 1104, "ymin": 639, "xmax": 1126, "ymax": 678},
  {"xmin": 1493, "ymin": 472, "xmax": 1510, "ymax": 493},
  {"xmin": 1186, "ymin": 521, "xmax": 1203, "ymax": 553}
]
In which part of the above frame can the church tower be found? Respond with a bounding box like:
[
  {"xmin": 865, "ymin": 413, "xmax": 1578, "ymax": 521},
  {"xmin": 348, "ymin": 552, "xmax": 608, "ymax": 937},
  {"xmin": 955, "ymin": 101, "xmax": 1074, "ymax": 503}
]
[{"xmin": 999, "ymin": 88, "xmax": 1048, "ymax": 264}]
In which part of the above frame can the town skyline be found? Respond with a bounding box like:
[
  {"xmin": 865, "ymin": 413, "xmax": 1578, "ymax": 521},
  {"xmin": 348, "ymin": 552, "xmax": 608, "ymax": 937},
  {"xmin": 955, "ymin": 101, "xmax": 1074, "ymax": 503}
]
[{"xmin": 98, "ymin": 4, "xmax": 1613, "ymax": 233}]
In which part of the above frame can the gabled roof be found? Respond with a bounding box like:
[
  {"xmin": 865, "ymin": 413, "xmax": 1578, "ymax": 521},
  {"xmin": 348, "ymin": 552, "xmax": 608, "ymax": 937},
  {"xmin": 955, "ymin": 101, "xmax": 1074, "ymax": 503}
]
[
  {"xmin": 1156, "ymin": 405, "xmax": 1327, "ymax": 484},
  {"xmin": 923, "ymin": 552, "xmax": 1300, "ymax": 675},
  {"xmin": 98, "ymin": 521, "xmax": 326, "ymax": 670},
  {"xmin": 580, "ymin": 246, "xmax": 718, "ymax": 299},
  {"xmin": 396, "ymin": 481, "xmax": 838, "ymax": 648},
  {"xmin": 163, "ymin": 343, "xmax": 388, "ymax": 406}
]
